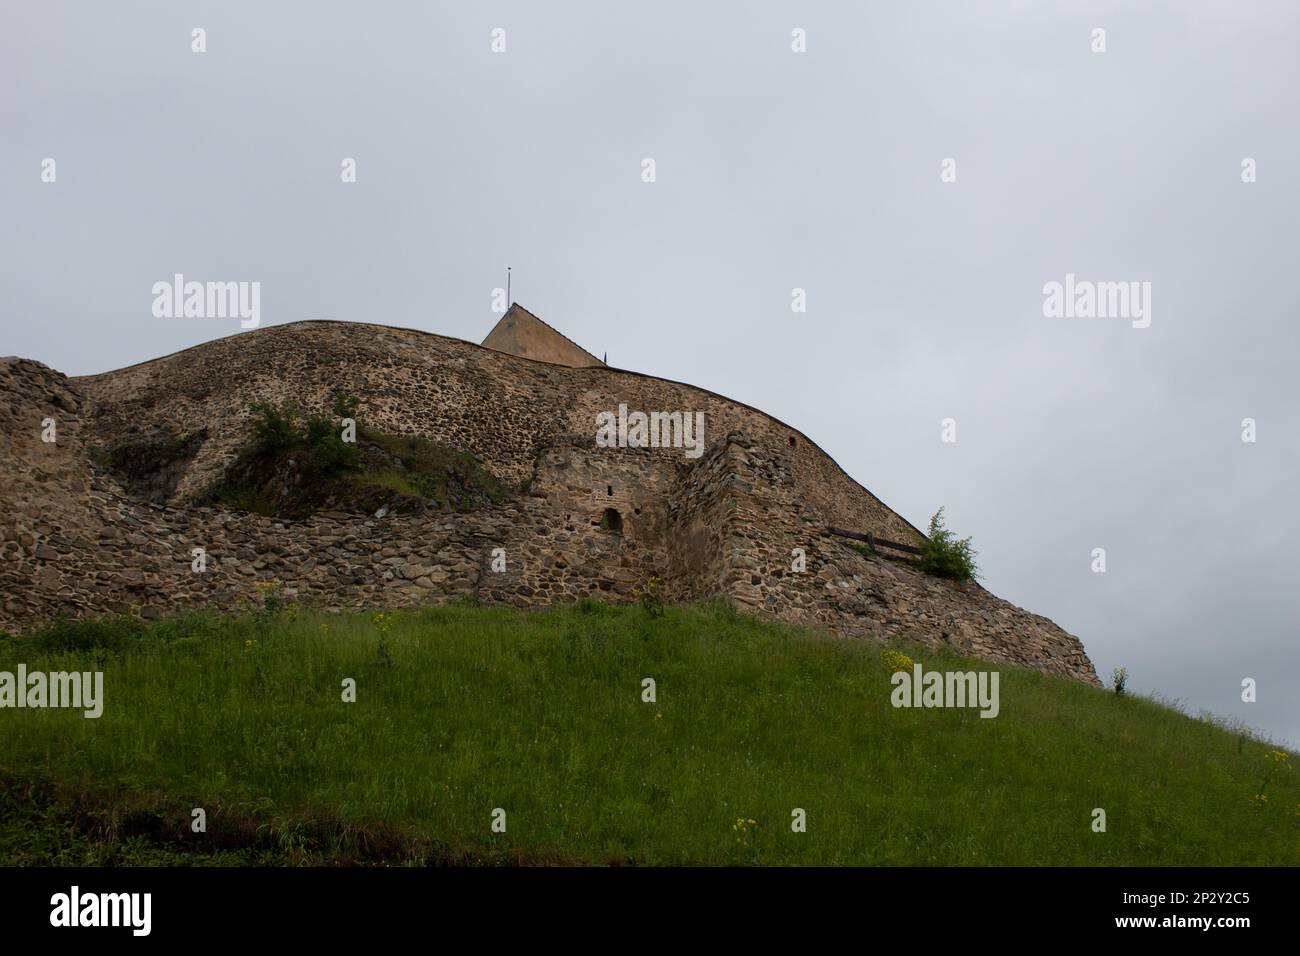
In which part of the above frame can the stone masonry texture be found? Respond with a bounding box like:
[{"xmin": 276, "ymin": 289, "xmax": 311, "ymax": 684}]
[{"xmin": 0, "ymin": 320, "xmax": 1099, "ymax": 685}]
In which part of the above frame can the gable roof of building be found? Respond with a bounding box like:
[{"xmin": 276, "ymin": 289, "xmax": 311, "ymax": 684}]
[{"xmin": 480, "ymin": 303, "xmax": 605, "ymax": 368}]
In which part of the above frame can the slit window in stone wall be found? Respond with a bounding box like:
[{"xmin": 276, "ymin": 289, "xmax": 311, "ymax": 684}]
[
  {"xmin": 789, "ymin": 435, "xmax": 797, "ymax": 447},
  {"xmin": 600, "ymin": 507, "xmax": 623, "ymax": 534}
]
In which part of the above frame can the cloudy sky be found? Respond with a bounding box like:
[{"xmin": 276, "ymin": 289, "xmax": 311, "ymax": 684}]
[{"xmin": 3, "ymin": 2, "xmax": 1297, "ymax": 745}]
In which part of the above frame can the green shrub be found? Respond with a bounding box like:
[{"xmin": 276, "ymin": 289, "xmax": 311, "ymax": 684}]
[
  {"xmin": 212, "ymin": 398, "xmax": 510, "ymax": 519},
  {"xmin": 246, "ymin": 401, "xmax": 300, "ymax": 458},
  {"xmin": 241, "ymin": 400, "xmax": 359, "ymax": 480},
  {"xmin": 303, "ymin": 414, "xmax": 358, "ymax": 479},
  {"xmin": 331, "ymin": 394, "xmax": 360, "ymax": 420},
  {"xmin": 26, "ymin": 615, "xmax": 144, "ymax": 654},
  {"xmin": 916, "ymin": 507, "xmax": 979, "ymax": 582}
]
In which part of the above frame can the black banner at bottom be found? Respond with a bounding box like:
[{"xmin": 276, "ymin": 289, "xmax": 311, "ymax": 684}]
[{"xmin": 0, "ymin": 865, "xmax": 1287, "ymax": 941}]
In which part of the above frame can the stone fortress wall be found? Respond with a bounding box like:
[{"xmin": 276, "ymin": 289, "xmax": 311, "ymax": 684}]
[{"xmin": 0, "ymin": 319, "xmax": 1099, "ymax": 685}]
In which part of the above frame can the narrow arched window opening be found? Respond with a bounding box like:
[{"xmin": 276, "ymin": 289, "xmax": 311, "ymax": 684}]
[{"xmin": 600, "ymin": 507, "xmax": 623, "ymax": 534}]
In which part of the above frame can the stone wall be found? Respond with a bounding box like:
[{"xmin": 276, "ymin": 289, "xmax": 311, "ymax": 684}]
[
  {"xmin": 0, "ymin": 323, "xmax": 1099, "ymax": 686},
  {"xmin": 697, "ymin": 433, "xmax": 1100, "ymax": 684},
  {"xmin": 664, "ymin": 435, "xmax": 739, "ymax": 603}
]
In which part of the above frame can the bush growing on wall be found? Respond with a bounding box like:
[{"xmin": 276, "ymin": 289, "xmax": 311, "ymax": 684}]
[
  {"xmin": 246, "ymin": 401, "xmax": 299, "ymax": 459},
  {"xmin": 917, "ymin": 507, "xmax": 979, "ymax": 582},
  {"xmin": 244, "ymin": 400, "xmax": 359, "ymax": 479},
  {"xmin": 331, "ymin": 394, "xmax": 360, "ymax": 420},
  {"xmin": 303, "ymin": 413, "xmax": 358, "ymax": 479}
]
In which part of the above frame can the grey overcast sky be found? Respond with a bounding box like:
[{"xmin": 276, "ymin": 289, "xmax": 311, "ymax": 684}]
[{"xmin": 3, "ymin": 2, "xmax": 1297, "ymax": 745}]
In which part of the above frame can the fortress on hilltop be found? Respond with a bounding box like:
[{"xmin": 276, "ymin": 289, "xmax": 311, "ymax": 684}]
[{"xmin": 0, "ymin": 305, "xmax": 1098, "ymax": 684}]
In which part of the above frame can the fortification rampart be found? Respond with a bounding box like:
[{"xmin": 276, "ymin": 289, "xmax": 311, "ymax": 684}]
[{"xmin": 0, "ymin": 322, "xmax": 1099, "ymax": 686}]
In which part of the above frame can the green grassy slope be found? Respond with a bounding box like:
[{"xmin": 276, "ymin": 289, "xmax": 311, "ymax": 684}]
[{"xmin": 1, "ymin": 602, "xmax": 1295, "ymax": 866}]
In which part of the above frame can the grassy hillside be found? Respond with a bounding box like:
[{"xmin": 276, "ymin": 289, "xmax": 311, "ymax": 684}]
[{"xmin": 1, "ymin": 601, "xmax": 1295, "ymax": 866}]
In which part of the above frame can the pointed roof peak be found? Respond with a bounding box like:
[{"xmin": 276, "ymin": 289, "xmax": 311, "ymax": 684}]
[{"xmin": 482, "ymin": 303, "xmax": 605, "ymax": 368}]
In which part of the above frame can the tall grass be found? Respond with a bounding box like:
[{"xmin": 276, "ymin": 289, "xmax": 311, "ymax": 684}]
[{"xmin": 1, "ymin": 603, "xmax": 1295, "ymax": 865}]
